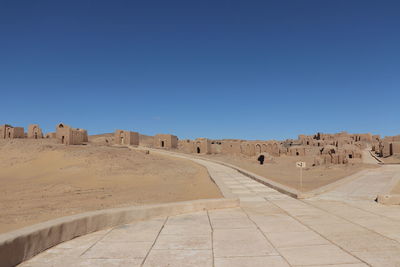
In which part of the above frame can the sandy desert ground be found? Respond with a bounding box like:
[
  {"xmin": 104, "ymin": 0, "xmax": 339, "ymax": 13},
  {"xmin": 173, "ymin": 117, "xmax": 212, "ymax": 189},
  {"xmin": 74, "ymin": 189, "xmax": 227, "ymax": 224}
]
[
  {"xmin": 0, "ymin": 139, "xmax": 221, "ymax": 233},
  {"xmin": 382, "ymin": 154, "xmax": 400, "ymax": 164},
  {"xmin": 202, "ymin": 154, "xmax": 378, "ymax": 192},
  {"xmin": 392, "ymin": 181, "xmax": 400, "ymax": 194}
]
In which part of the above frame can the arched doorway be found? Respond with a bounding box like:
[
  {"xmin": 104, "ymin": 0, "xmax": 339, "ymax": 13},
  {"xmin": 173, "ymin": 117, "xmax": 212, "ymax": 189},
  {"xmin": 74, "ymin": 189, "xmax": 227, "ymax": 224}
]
[
  {"xmin": 262, "ymin": 144, "xmax": 267, "ymax": 152},
  {"xmin": 256, "ymin": 144, "xmax": 261, "ymax": 154},
  {"xmin": 197, "ymin": 147, "xmax": 201, "ymax": 153},
  {"xmin": 120, "ymin": 133, "xmax": 124, "ymax": 144}
]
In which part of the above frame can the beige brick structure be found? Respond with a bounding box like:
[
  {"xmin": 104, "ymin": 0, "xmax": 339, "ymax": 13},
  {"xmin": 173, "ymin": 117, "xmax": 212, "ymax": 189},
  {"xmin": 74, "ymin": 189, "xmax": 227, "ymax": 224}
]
[
  {"xmin": 153, "ymin": 134, "xmax": 178, "ymax": 149},
  {"xmin": 194, "ymin": 138, "xmax": 211, "ymax": 154},
  {"xmin": 114, "ymin": 130, "xmax": 139, "ymax": 146},
  {"xmin": 56, "ymin": 123, "xmax": 88, "ymax": 145},
  {"xmin": 0, "ymin": 124, "xmax": 24, "ymax": 139},
  {"xmin": 287, "ymin": 146, "xmax": 306, "ymax": 156},
  {"xmin": 27, "ymin": 124, "xmax": 43, "ymax": 139}
]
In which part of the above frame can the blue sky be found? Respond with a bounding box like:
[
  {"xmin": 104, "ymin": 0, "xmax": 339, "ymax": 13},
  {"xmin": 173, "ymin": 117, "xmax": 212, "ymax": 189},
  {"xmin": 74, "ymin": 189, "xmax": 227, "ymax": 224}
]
[{"xmin": 1, "ymin": 0, "xmax": 399, "ymax": 140}]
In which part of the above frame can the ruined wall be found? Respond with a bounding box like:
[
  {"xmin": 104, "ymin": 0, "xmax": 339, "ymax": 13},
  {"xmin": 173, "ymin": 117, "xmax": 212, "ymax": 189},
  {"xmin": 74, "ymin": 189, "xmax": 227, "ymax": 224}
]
[
  {"xmin": 178, "ymin": 140, "xmax": 194, "ymax": 153},
  {"xmin": 221, "ymin": 141, "xmax": 242, "ymax": 155},
  {"xmin": 392, "ymin": 143, "xmax": 400, "ymax": 155},
  {"xmin": 287, "ymin": 146, "xmax": 306, "ymax": 156},
  {"xmin": 240, "ymin": 142, "xmax": 255, "ymax": 157}
]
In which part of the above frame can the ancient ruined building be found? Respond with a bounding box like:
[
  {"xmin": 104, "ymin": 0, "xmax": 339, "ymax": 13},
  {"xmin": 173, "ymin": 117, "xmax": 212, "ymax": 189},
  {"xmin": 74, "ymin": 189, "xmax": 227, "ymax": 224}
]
[
  {"xmin": 174, "ymin": 131, "xmax": 378, "ymax": 166},
  {"xmin": 177, "ymin": 137, "xmax": 285, "ymax": 158},
  {"xmin": 375, "ymin": 135, "xmax": 400, "ymax": 157},
  {"xmin": 153, "ymin": 134, "xmax": 178, "ymax": 149},
  {"xmin": 27, "ymin": 124, "xmax": 43, "ymax": 139},
  {"xmin": 287, "ymin": 146, "xmax": 307, "ymax": 157},
  {"xmin": 0, "ymin": 124, "xmax": 24, "ymax": 139},
  {"xmin": 178, "ymin": 138, "xmax": 212, "ymax": 154},
  {"xmin": 297, "ymin": 132, "xmax": 369, "ymax": 165},
  {"xmin": 56, "ymin": 123, "xmax": 88, "ymax": 145},
  {"xmin": 220, "ymin": 140, "xmax": 242, "ymax": 155},
  {"xmin": 114, "ymin": 130, "xmax": 139, "ymax": 146},
  {"xmin": 194, "ymin": 138, "xmax": 211, "ymax": 154},
  {"xmin": 340, "ymin": 144, "xmax": 362, "ymax": 159},
  {"xmin": 314, "ymin": 145, "xmax": 346, "ymax": 165},
  {"xmin": 178, "ymin": 139, "xmax": 194, "ymax": 153}
]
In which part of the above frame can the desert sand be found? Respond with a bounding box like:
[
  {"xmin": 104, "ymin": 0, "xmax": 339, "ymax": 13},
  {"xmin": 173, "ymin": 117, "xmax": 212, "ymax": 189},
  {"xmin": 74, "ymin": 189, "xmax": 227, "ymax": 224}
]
[
  {"xmin": 392, "ymin": 181, "xmax": 400, "ymax": 194},
  {"xmin": 0, "ymin": 139, "xmax": 221, "ymax": 233},
  {"xmin": 382, "ymin": 154, "xmax": 400, "ymax": 164},
  {"xmin": 202, "ymin": 154, "xmax": 378, "ymax": 192}
]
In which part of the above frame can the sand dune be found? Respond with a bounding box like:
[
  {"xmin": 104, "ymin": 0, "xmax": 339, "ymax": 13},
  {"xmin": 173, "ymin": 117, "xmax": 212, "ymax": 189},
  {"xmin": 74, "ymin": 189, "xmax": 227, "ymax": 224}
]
[{"xmin": 0, "ymin": 139, "xmax": 221, "ymax": 233}]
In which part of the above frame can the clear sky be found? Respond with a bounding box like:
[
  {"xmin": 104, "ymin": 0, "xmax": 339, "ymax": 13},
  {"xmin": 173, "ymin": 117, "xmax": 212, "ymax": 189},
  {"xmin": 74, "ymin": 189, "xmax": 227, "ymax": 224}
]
[{"xmin": 1, "ymin": 1, "xmax": 399, "ymax": 140}]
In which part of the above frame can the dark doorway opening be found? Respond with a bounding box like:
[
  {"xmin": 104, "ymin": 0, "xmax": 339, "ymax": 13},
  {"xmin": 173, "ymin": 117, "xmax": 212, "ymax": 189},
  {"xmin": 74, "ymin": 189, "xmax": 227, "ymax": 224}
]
[
  {"xmin": 296, "ymin": 152, "xmax": 299, "ymax": 156},
  {"xmin": 349, "ymin": 154, "xmax": 353, "ymax": 159},
  {"xmin": 8, "ymin": 132, "xmax": 11, "ymax": 138},
  {"xmin": 34, "ymin": 132, "xmax": 38, "ymax": 139},
  {"xmin": 161, "ymin": 141, "xmax": 165, "ymax": 147},
  {"xmin": 258, "ymin": 155, "xmax": 265, "ymax": 165},
  {"xmin": 62, "ymin": 136, "xmax": 65, "ymax": 144},
  {"xmin": 197, "ymin": 147, "xmax": 201, "ymax": 153}
]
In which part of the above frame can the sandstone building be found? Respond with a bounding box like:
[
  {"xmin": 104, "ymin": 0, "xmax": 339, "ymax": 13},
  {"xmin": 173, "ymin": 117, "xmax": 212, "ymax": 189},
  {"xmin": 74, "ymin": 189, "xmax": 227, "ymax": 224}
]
[
  {"xmin": 174, "ymin": 131, "xmax": 373, "ymax": 166},
  {"xmin": 56, "ymin": 123, "xmax": 88, "ymax": 145},
  {"xmin": 194, "ymin": 138, "xmax": 211, "ymax": 154},
  {"xmin": 375, "ymin": 135, "xmax": 400, "ymax": 157},
  {"xmin": 114, "ymin": 130, "xmax": 139, "ymax": 146},
  {"xmin": 153, "ymin": 134, "xmax": 178, "ymax": 149},
  {"xmin": 0, "ymin": 124, "xmax": 24, "ymax": 139},
  {"xmin": 27, "ymin": 124, "xmax": 43, "ymax": 139}
]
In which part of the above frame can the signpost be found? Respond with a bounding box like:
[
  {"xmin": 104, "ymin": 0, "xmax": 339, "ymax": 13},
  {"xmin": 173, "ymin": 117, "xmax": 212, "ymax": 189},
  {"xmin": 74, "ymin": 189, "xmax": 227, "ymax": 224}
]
[{"xmin": 296, "ymin": 161, "xmax": 306, "ymax": 192}]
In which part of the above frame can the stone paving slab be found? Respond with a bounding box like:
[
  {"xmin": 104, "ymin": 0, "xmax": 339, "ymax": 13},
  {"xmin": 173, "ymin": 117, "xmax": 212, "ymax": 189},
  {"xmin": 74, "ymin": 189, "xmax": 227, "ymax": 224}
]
[
  {"xmin": 20, "ymin": 152, "xmax": 400, "ymax": 267},
  {"xmin": 214, "ymin": 255, "xmax": 290, "ymax": 267}
]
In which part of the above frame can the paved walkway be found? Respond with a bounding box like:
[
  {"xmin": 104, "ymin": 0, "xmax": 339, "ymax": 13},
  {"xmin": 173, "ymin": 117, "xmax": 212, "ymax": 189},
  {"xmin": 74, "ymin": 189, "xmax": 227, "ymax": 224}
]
[
  {"xmin": 20, "ymin": 155, "xmax": 400, "ymax": 267},
  {"xmin": 313, "ymin": 165, "xmax": 400, "ymax": 201}
]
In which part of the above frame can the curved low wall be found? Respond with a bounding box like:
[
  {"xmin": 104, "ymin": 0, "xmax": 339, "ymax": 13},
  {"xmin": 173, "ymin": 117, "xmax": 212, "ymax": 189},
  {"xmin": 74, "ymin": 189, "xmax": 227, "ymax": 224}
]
[
  {"xmin": 377, "ymin": 194, "xmax": 400, "ymax": 205},
  {"xmin": 0, "ymin": 198, "xmax": 238, "ymax": 267}
]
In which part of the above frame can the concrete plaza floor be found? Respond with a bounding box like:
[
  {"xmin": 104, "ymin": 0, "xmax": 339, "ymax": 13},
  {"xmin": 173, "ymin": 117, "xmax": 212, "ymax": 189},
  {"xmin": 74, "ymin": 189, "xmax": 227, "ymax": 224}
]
[{"xmin": 20, "ymin": 157, "xmax": 400, "ymax": 267}]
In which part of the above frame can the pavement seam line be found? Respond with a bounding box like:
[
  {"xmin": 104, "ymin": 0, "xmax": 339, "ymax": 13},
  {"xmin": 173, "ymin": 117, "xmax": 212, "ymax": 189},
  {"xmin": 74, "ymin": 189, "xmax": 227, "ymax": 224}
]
[
  {"xmin": 267, "ymin": 198, "xmax": 371, "ymax": 267},
  {"xmin": 341, "ymin": 200, "xmax": 400, "ymax": 223},
  {"xmin": 301, "ymin": 199, "xmax": 400, "ymax": 245},
  {"xmin": 140, "ymin": 216, "xmax": 169, "ymax": 267},
  {"xmin": 206, "ymin": 210, "xmax": 215, "ymax": 267},
  {"xmin": 79, "ymin": 227, "xmax": 114, "ymax": 257},
  {"xmin": 240, "ymin": 206, "xmax": 294, "ymax": 267}
]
